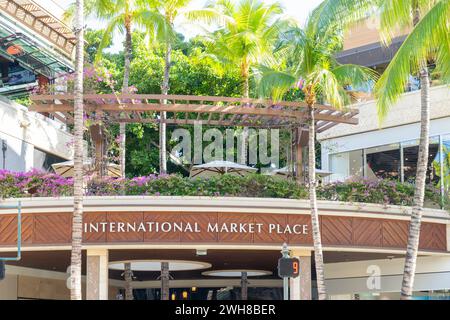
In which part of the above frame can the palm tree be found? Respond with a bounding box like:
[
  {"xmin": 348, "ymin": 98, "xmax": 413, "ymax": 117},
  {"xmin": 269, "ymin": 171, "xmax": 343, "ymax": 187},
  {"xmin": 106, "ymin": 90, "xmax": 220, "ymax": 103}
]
[
  {"xmin": 70, "ymin": 0, "xmax": 85, "ymax": 300},
  {"xmin": 187, "ymin": 0, "xmax": 284, "ymax": 163},
  {"xmin": 65, "ymin": 0, "xmax": 171, "ymax": 178},
  {"xmin": 303, "ymin": 0, "xmax": 449, "ymax": 298},
  {"xmin": 257, "ymin": 16, "xmax": 377, "ymax": 300},
  {"xmin": 147, "ymin": 0, "xmax": 192, "ymax": 174},
  {"xmin": 374, "ymin": 0, "xmax": 450, "ymax": 299}
]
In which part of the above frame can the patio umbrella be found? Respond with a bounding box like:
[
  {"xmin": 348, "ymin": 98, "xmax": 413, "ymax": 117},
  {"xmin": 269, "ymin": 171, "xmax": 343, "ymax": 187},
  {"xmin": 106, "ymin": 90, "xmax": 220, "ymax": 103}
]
[
  {"xmin": 264, "ymin": 167, "xmax": 333, "ymax": 179},
  {"xmin": 189, "ymin": 160, "xmax": 257, "ymax": 178},
  {"xmin": 51, "ymin": 159, "xmax": 122, "ymax": 178}
]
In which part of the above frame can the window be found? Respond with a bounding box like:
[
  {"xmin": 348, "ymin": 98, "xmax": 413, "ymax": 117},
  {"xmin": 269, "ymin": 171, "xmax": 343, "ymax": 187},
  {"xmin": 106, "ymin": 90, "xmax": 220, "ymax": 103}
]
[
  {"xmin": 33, "ymin": 148, "xmax": 66, "ymax": 172},
  {"xmin": 402, "ymin": 137, "xmax": 439, "ymax": 184},
  {"xmin": 365, "ymin": 144, "xmax": 401, "ymax": 180},
  {"xmin": 330, "ymin": 149, "xmax": 363, "ymax": 181},
  {"xmin": 438, "ymin": 135, "xmax": 450, "ymax": 206}
]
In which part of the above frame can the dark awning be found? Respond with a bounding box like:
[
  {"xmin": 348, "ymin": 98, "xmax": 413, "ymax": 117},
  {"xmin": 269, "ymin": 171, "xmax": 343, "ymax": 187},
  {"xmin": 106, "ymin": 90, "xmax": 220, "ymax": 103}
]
[{"xmin": 336, "ymin": 36, "xmax": 406, "ymax": 67}]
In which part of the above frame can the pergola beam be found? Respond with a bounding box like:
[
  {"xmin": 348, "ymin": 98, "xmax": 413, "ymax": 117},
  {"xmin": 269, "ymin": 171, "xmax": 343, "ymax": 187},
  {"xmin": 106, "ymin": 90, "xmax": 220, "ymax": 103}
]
[{"xmin": 30, "ymin": 94, "xmax": 359, "ymax": 129}]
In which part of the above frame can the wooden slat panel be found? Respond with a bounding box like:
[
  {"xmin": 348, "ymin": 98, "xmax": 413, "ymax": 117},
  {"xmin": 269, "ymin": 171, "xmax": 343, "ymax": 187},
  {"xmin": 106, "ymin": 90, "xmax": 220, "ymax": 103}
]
[
  {"xmin": 34, "ymin": 214, "xmax": 71, "ymax": 244},
  {"xmin": 382, "ymin": 220, "xmax": 408, "ymax": 248},
  {"xmin": 83, "ymin": 212, "xmax": 107, "ymax": 243},
  {"xmin": 352, "ymin": 217, "xmax": 382, "ymax": 247},
  {"xmin": 143, "ymin": 212, "xmax": 181, "ymax": 243},
  {"xmin": 254, "ymin": 214, "xmax": 288, "ymax": 244},
  {"xmin": 180, "ymin": 212, "xmax": 218, "ymax": 242},
  {"xmin": 321, "ymin": 216, "xmax": 353, "ymax": 246},
  {"xmin": 107, "ymin": 212, "xmax": 144, "ymax": 243},
  {"xmin": 217, "ymin": 213, "xmax": 254, "ymax": 243}
]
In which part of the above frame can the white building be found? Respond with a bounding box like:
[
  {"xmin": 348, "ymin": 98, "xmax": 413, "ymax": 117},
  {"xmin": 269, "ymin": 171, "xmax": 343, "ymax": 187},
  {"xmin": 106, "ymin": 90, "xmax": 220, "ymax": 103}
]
[
  {"xmin": 319, "ymin": 85, "xmax": 450, "ymax": 186},
  {"xmin": 0, "ymin": 96, "xmax": 73, "ymax": 172}
]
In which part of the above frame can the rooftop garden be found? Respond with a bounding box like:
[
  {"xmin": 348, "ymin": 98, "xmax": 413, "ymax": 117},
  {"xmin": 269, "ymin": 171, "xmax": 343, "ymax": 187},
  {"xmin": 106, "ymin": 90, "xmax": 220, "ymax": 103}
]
[{"xmin": 0, "ymin": 169, "xmax": 444, "ymax": 209}]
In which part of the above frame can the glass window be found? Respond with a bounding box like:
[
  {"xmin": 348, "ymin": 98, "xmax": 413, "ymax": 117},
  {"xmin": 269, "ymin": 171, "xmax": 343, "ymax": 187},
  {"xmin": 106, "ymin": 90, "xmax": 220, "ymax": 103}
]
[
  {"xmin": 329, "ymin": 150, "xmax": 363, "ymax": 181},
  {"xmin": 438, "ymin": 135, "xmax": 450, "ymax": 206},
  {"xmin": 33, "ymin": 148, "xmax": 66, "ymax": 172},
  {"xmin": 402, "ymin": 137, "xmax": 440, "ymax": 184},
  {"xmin": 365, "ymin": 144, "xmax": 401, "ymax": 180}
]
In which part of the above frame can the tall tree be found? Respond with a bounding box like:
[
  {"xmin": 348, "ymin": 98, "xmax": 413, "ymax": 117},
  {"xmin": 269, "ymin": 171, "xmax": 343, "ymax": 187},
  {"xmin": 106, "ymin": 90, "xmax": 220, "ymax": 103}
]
[
  {"xmin": 70, "ymin": 0, "xmax": 85, "ymax": 301},
  {"xmin": 66, "ymin": 0, "xmax": 170, "ymax": 300},
  {"xmin": 374, "ymin": 0, "xmax": 450, "ymax": 299},
  {"xmin": 257, "ymin": 16, "xmax": 377, "ymax": 300},
  {"xmin": 147, "ymin": 0, "xmax": 191, "ymax": 174},
  {"xmin": 65, "ymin": 0, "xmax": 171, "ymax": 178},
  {"xmin": 188, "ymin": 0, "xmax": 284, "ymax": 163}
]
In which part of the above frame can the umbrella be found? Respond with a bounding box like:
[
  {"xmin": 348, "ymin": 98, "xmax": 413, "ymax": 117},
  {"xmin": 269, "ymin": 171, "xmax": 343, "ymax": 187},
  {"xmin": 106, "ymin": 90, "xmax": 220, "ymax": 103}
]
[
  {"xmin": 190, "ymin": 160, "xmax": 257, "ymax": 178},
  {"xmin": 51, "ymin": 159, "xmax": 121, "ymax": 178},
  {"xmin": 264, "ymin": 167, "xmax": 333, "ymax": 178}
]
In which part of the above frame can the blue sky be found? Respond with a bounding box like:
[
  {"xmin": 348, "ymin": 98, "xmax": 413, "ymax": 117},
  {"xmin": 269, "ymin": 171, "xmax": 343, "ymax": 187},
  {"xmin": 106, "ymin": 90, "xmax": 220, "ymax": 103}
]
[{"xmin": 40, "ymin": 0, "xmax": 324, "ymax": 52}]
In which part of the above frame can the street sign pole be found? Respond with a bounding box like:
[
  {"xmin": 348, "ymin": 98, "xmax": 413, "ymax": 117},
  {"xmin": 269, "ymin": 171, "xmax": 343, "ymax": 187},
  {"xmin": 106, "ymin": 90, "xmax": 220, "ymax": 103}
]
[{"xmin": 281, "ymin": 243, "xmax": 290, "ymax": 300}]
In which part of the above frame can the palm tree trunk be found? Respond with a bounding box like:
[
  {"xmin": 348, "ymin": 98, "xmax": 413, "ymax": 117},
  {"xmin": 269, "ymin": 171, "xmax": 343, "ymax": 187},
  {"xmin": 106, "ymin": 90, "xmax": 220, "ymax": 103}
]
[
  {"xmin": 70, "ymin": 0, "xmax": 84, "ymax": 301},
  {"xmin": 160, "ymin": 42, "xmax": 172, "ymax": 174},
  {"xmin": 308, "ymin": 104, "xmax": 327, "ymax": 300},
  {"xmin": 240, "ymin": 67, "xmax": 249, "ymax": 164},
  {"xmin": 119, "ymin": 15, "xmax": 132, "ymax": 178},
  {"xmin": 400, "ymin": 68, "xmax": 430, "ymax": 299},
  {"xmin": 400, "ymin": 5, "xmax": 430, "ymax": 299}
]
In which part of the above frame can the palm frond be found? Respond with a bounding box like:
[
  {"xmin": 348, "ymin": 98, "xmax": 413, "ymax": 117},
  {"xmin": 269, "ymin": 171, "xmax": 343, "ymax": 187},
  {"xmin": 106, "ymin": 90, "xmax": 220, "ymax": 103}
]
[
  {"xmin": 94, "ymin": 14, "xmax": 124, "ymax": 62},
  {"xmin": 375, "ymin": 0, "xmax": 450, "ymax": 121},
  {"xmin": 332, "ymin": 64, "xmax": 379, "ymax": 88},
  {"xmin": 257, "ymin": 66, "xmax": 296, "ymax": 101}
]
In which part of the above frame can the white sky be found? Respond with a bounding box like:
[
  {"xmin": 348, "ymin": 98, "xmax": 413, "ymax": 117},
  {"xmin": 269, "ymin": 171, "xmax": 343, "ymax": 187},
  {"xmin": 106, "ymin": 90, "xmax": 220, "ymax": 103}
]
[{"xmin": 40, "ymin": 0, "xmax": 324, "ymax": 52}]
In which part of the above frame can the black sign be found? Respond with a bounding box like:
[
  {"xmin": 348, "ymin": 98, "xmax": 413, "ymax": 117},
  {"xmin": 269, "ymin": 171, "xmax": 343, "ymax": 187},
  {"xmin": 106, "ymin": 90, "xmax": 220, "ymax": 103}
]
[
  {"xmin": 278, "ymin": 257, "xmax": 300, "ymax": 278},
  {"xmin": 0, "ymin": 261, "xmax": 5, "ymax": 281}
]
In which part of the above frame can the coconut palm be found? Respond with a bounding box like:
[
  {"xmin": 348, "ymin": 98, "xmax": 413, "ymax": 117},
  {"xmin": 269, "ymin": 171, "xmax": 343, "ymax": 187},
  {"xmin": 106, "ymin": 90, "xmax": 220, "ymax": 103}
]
[
  {"xmin": 65, "ymin": 0, "xmax": 172, "ymax": 178},
  {"xmin": 70, "ymin": 0, "xmax": 85, "ymax": 301},
  {"xmin": 374, "ymin": 0, "xmax": 450, "ymax": 299},
  {"xmin": 304, "ymin": 0, "xmax": 449, "ymax": 298},
  {"xmin": 66, "ymin": 0, "xmax": 171, "ymax": 301},
  {"xmin": 187, "ymin": 0, "xmax": 285, "ymax": 163},
  {"xmin": 146, "ymin": 0, "xmax": 193, "ymax": 174},
  {"xmin": 257, "ymin": 16, "xmax": 378, "ymax": 300}
]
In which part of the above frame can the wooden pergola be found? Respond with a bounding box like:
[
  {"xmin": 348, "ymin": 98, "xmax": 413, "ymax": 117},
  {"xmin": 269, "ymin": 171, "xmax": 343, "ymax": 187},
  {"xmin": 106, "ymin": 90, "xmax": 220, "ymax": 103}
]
[
  {"xmin": 30, "ymin": 94, "xmax": 358, "ymax": 131},
  {"xmin": 29, "ymin": 94, "xmax": 359, "ymax": 179}
]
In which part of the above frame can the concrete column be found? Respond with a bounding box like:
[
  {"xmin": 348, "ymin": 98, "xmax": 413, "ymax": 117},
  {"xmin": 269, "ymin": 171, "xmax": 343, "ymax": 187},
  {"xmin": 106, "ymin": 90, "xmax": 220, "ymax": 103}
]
[
  {"xmin": 290, "ymin": 250, "xmax": 312, "ymax": 300},
  {"xmin": 86, "ymin": 249, "xmax": 109, "ymax": 300}
]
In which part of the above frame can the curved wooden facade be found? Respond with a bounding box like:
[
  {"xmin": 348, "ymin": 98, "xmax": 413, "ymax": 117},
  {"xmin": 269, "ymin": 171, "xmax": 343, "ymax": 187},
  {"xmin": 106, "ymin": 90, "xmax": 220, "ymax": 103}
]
[{"xmin": 0, "ymin": 197, "xmax": 448, "ymax": 253}]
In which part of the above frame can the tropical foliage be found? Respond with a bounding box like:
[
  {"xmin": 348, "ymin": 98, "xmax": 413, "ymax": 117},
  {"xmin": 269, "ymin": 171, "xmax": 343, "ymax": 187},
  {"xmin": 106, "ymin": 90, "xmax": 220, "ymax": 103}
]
[{"xmin": 0, "ymin": 170, "xmax": 444, "ymax": 207}]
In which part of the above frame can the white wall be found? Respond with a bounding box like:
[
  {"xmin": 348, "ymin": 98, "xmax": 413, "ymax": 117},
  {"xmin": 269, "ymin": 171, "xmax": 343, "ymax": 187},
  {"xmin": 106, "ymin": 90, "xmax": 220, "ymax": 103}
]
[
  {"xmin": 325, "ymin": 256, "xmax": 450, "ymax": 296},
  {"xmin": 0, "ymin": 96, "xmax": 73, "ymax": 171},
  {"xmin": 319, "ymin": 85, "xmax": 450, "ymax": 175},
  {"xmin": 0, "ymin": 273, "xmax": 18, "ymax": 300}
]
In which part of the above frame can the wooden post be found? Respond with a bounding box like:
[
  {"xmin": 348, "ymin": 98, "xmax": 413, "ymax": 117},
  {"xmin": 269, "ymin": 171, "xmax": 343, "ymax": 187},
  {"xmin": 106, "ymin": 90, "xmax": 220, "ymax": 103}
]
[
  {"xmin": 241, "ymin": 271, "xmax": 248, "ymax": 300},
  {"xmin": 89, "ymin": 124, "xmax": 106, "ymax": 177},
  {"xmin": 295, "ymin": 128, "xmax": 303, "ymax": 183},
  {"xmin": 161, "ymin": 262, "xmax": 170, "ymax": 300},
  {"xmin": 124, "ymin": 262, "xmax": 133, "ymax": 300}
]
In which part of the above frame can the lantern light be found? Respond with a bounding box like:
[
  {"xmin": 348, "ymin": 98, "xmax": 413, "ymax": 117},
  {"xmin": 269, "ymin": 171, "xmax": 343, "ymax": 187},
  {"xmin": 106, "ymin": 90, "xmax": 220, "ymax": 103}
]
[{"xmin": 6, "ymin": 44, "xmax": 23, "ymax": 55}]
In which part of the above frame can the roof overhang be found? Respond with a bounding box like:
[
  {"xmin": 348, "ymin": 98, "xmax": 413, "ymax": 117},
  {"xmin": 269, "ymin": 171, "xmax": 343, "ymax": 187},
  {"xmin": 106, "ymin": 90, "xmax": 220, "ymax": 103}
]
[
  {"xmin": 0, "ymin": 0, "xmax": 75, "ymax": 58},
  {"xmin": 336, "ymin": 36, "xmax": 406, "ymax": 67}
]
